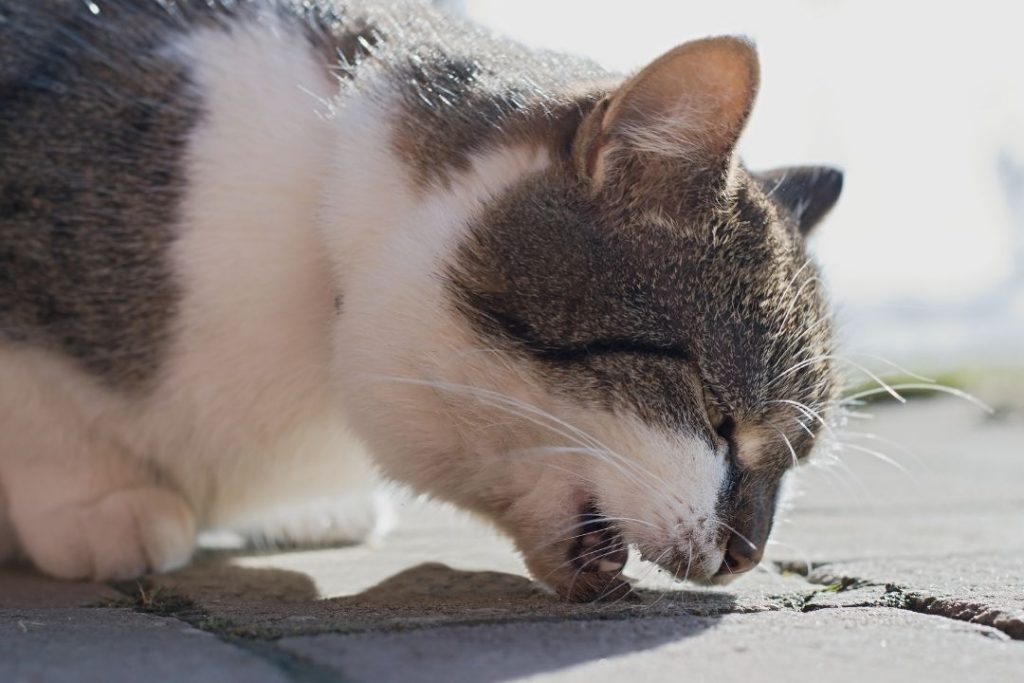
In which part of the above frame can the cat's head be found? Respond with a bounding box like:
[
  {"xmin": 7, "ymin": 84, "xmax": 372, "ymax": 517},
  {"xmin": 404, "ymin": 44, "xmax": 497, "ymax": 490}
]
[{"xmin": 339, "ymin": 36, "xmax": 842, "ymax": 600}]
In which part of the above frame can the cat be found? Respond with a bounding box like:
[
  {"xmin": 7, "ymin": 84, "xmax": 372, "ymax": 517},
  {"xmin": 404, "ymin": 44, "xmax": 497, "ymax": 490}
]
[{"xmin": 0, "ymin": 0, "xmax": 842, "ymax": 601}]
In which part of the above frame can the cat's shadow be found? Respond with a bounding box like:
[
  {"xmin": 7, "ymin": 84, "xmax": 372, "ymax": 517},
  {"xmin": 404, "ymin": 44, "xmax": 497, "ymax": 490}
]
[
  {"xmin": 1, "ymin": 556, "xmax": 735, "ymax": 681},
  {"xmin": 140, "ymin": 553, "xmax": 735, "ymax": 682}
]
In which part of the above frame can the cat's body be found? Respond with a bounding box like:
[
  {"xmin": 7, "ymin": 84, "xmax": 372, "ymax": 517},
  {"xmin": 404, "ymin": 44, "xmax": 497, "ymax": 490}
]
[{"xmin": 0, "ymin": 0, "xmax": 842, "ymax": 599}]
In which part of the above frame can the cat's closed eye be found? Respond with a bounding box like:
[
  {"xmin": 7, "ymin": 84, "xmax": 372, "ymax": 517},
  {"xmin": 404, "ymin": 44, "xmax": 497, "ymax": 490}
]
[
  {"xmin": 703, "ymin": 388, "xmax": 736, "ymax": 448},
  {"xmin": 534, "ymin": 339, "xmax": 691, "ymax": 362}
]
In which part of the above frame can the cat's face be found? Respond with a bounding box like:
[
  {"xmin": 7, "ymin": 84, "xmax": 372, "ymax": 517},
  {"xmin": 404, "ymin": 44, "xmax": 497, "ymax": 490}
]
[
  {"xmin": 342, "ymin": 37, "xmax": 842, "ymax": 601},
  {"xmin": 445, "ymin": 158, "xmax": 839, "ymax": 599}
]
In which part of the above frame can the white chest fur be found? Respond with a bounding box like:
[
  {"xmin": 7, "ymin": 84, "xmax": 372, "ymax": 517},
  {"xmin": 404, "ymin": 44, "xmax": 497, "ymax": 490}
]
[
  {"xmin": 0, "ymin": 15, "xmax": 381, "ymax": 577},
  {"xmin": 0, "ymin": 10, "xmax": 552, "ymax": 579}
]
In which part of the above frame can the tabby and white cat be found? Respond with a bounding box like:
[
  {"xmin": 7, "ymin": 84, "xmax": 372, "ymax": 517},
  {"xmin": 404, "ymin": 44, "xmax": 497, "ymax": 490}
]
[{"xmin": 0, "ymin": 0, "xmax": 842, "ymax": 601}]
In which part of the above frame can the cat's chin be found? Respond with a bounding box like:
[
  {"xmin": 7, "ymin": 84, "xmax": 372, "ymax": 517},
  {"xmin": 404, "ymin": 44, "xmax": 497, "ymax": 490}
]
[
  {"xmin": 516, "ymin": 499, "xmax": 635, "ymax": 603},
  {"xmin": 567, "ymin": 501, "xmax": 629, "ymax": 577}
]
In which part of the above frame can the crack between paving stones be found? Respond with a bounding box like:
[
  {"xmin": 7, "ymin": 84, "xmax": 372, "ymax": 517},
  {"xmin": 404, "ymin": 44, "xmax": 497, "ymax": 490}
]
[
  {"xmin": 103, "ymin": 580, "xmax": 352, "ymax": 683},
  {"xmin": 774, "ymin": 561, "xmax": 1024, "ymax": 641},
  {"xmin": 94, "ymin": 565, "xmax": 1020, "ymax": 679}
]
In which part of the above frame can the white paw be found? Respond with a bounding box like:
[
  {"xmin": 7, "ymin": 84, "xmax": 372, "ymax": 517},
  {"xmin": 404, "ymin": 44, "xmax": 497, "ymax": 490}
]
[
  {"xmin": 22, "ymin": 487, "xmax": 196, "ymax": 581},
  {"xmin": 235, "ymin": 492, "xmax": 392, "ymax": 550}
]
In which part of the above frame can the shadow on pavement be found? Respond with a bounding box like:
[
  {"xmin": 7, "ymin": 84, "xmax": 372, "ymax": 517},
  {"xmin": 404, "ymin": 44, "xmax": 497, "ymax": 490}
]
[{"xmin": 2, "ymin": 553, "xmax": 738, "ymax": 681}]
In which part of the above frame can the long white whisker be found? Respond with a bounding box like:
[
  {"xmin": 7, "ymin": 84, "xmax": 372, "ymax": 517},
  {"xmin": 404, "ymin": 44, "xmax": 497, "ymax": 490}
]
[
  {"xmin": 834, "ymin": 442, "xmax": 910, "ymax": 474},
  {"xmin": 767, "ymin": 421, "xmax": 800, "ymax": 467},
  {"xmin": 808, "ymin": 451, "xmax": 876, "ymax": 500},
  {"xmin": 637, "ymin": 547, "xmax": 677, "ymax": 611},
  {"xmin": 366, "ymin": 374, "xmax": 658, "ymax": 490},
  {"xmin": 769, "ymin": 399, "xmax": 838, "ymax": 440},
  {"xmin": 773, "ymin": 354, "xmax": 907, "ymax": 403},
  {"xmin": 841, "ymin": 383, "xmax": 992, "ymax": 413},
  {"xmin": 522, "ymin": 514, "xmax": 658, "ymax": 558},
  {"xmin": 438, "ymin": 379, "xmax": 656, "ymax": 484},
  {"xmin": 838, "ymin": 430, "xmax": 929, "ymax": 472},
  {"xmin": 717, "ymin": 520, "xmax": 758, "ymax": 553},
  {"xmin": 847, "ymin": 354, "xmax": 936, "ymax": 383}
]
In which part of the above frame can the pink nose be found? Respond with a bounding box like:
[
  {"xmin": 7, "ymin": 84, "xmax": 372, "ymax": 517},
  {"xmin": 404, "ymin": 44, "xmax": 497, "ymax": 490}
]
[{"xmin": 716, "ymin": 535, "xmax": 762, "ymax": 576}]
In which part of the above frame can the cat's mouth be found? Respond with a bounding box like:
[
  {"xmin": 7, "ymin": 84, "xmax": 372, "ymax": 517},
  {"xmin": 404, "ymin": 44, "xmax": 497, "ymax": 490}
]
[{"xmin": 568, "ymin": 501, "xmax": 628, "ymax": 575}]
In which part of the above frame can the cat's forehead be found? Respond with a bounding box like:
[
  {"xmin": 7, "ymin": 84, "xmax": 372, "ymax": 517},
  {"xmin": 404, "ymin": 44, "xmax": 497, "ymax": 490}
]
[{"xmin": 448, "ymin": 168, "xmax": 832, "ymax": 415}]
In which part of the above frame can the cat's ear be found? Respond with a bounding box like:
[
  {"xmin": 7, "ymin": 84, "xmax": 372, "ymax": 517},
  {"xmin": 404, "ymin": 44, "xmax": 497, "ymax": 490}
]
[
  {"xmin": 574, "ymin": 36, "xmax": 759, "ymax": 192},
  {"xmin": 755, "ymin": 166, "xmax": 844, "ymax": 235}
]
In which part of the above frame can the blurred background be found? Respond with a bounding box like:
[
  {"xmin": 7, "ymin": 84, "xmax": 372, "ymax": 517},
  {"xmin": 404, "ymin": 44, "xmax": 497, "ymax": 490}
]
[{"xmin": 442, "ymin": 0, "xmax": 1024, "ymax": 411}]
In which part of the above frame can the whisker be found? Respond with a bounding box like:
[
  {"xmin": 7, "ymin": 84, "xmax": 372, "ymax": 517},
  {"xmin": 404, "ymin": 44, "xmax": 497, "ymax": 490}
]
[
  {"xmin": 767, "ymin": 420, "xmax": 800, "ymax": 467},
  {"xmin": 834, "ymin": 442, "xmax": 910, "ymax": 474},
  {"xmin": 560, "ymin": 542, "xmax": 630, "ymax": 596},
  {"xmin": 366, "ymin": 373, "xmax": 659, "ymax": 490},
  {"xmin": 838, "ymin": 430, "xmax": 929, "ymax": 472},
  {"xmin": 509, "ymin": 446, "xmax": 650, "ymax": 485},
  {"xmin": 772, "ymin": 354, "xmax": 907, "ymax": 403},
  {"xmin": 841, "ymin": 383, "xmax": 992, "ymax": 413},
  {"xmin": 636, "ymin": 547, "xmax": 677, "ymax": 611},
  {"xmin": 846, "ymin": 354, "xmax": 936, "ymax": 384},
  {"xmin": 810, "ymin": 450, "xmax": 877, "ymax": 500},
  {"xmin": 547, "ymin": 540, "xmax": 628, "ymax": 583},
  {"xmin": 805, "ymin": 454, "xmax": 867, "ymax": 497},
  {"xmin": 716, "ymin": 520, "xmax": 757, "ymax": 553},
  {"xmin": 753, "ymin": 560, "xmax": 786, "ymax": 588},
  {"xmin": 522, "ymin": 514, "xmax": 657, "ymax": 559}
]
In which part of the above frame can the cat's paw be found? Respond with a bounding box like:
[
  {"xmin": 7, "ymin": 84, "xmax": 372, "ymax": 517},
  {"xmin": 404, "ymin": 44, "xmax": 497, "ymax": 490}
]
[
  {"xmin": 21, "ymin": 487, "xmax": 196, "ymax": 581},
  {"xmin": 238, "ymin": 493, "xmax": 391, "ymax": 550}
]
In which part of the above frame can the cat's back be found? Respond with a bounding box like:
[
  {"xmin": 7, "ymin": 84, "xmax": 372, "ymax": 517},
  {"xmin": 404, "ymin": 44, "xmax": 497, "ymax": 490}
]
[
  {"xmin": 0, "ymin": 0, "xmax": 366, "ymax": 388},
  {"xmin": 0, "ymin": 0, "xmax": 381, "ymax": 528},
  {"xmin": 0, "ymin": 0, "xmax": 607, "ymax": 390},
  {"xmin": 0, "ymin": 0, "xmax": 217, "ymax": 387}
]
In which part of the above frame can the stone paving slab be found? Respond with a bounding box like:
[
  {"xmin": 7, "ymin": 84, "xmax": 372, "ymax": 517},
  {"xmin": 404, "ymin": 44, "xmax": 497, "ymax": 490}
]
[
  {"xmin": 787, "ymin": 398, "xmax": 1022, "ymax": 507},
  {"xmin": 0, "ymin": 566, "xmax": 122, "ymax": 609},
  {"xmin": 767, "ymin": 398, "xmax": 1024, "ymax": 563},
  {"xmin": 805, "ymin": 553, "xmax": 1024, "ymax": 639},
  {"xmin": 0, "ymin": 608, "xmax": 290, "ymax": 683},
  {"xmin": 769, "ymin": 503, "xmax": 1024, "ymax": 563},
  {"xmin": 279, "ymin": 607, "xmax": 1024, "ymax": 683}
]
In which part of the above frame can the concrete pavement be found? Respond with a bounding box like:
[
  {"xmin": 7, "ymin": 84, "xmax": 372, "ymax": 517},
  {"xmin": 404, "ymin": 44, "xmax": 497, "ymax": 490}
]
[{"xmin": 2, "ymin": 396, "xmax": 1022, "ymax": 682}]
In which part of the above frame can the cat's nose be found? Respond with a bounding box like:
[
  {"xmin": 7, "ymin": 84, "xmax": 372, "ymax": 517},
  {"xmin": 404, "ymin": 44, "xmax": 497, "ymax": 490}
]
[{"xmin": 716, "ymin": 534, "xmax": 763, "ymax": 576}]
